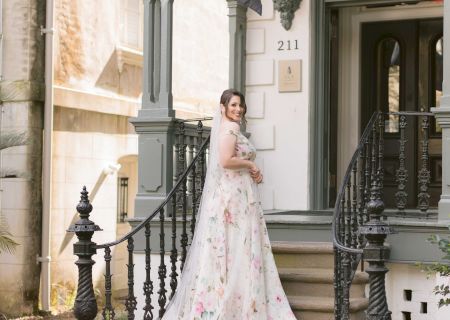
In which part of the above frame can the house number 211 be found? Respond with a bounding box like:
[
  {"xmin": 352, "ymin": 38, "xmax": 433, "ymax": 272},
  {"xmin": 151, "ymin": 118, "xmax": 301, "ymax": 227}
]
[{"xmin": 277, "ymin": 40, "xmax": 299, "ymax": 51}]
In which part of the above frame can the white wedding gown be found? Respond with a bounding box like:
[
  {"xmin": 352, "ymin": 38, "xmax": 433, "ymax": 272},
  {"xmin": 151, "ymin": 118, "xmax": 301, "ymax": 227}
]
[{"xmin": 161, "ymin": 125, "xmax": 297, "ymax": 320}]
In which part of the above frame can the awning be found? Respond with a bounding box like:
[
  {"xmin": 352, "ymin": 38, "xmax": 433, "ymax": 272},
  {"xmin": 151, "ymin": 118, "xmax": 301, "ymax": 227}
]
[{"xmin": 237, "ymin": 0, "xmax": 262, "ymax": 15}]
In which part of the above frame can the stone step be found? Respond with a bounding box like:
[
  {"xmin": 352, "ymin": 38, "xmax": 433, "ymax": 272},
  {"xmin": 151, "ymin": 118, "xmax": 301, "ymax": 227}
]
[
  {"xmin": 279, "ymin": 267, "xmax": 368, "ymax": 298},
  {"xmin": 288, "ymin": 295, "xmax": 368, "ymax": 320},
  {"xmin": 272, "ymin": 241, "xmax": 334, "ymax": 269}
]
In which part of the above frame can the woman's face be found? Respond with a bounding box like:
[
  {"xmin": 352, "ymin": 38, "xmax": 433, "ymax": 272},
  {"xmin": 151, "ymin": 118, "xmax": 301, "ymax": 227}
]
[{"xmin": 222, "ymin": 95, "xmax": 245, "ymax": 122}]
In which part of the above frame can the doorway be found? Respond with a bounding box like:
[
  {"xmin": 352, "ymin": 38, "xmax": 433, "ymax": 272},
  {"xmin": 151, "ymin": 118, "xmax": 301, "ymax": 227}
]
[
  {"xmin": 360, "ymin": 18, "xmax": 442, "ymax": 209},
  {"xmin": 332, "ymin": 3, "xmax": 443, "ymax": 210}
]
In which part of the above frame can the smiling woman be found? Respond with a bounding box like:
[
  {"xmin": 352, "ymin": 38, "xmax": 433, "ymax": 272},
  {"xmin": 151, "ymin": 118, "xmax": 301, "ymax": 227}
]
[{"xmin": 160, "ymin": 89, "xmax": 296, "ymax": 319}]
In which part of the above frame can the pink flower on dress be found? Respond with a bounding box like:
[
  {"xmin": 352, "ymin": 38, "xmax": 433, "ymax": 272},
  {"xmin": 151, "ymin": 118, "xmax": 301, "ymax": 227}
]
[
  {"xmin": 252, "ymin": 257, "xmax": 261, "ymax": 270},
  {"xmin": 276, "ymin": 295, "xmax": 282, "ymax": 303},
  {"xmin": 195, "ymin": 301, "xmax": 205, "ymax": 315},
  {"xmin": 224, "ymin": 209, "xmax": 233, "ymax": 224}
]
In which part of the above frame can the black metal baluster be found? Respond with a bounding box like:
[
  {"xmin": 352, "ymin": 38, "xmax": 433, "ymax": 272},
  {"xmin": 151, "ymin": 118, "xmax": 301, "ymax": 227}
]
[
  {"xmin": 125, "ymin": 238, "xmax": 137, "ymax": 319},
  {"xmin": 364, "ymin": 136, "xmax": 372, "ymax": 222},
  {"xmin": 351, "ymin": 163, "xmax": 358, "ymax": 249},
  {"xmin": 370, "ymin": 118, "xmax": 379, "ymax": 208},
  {"xmin": 158, "ymin": 208, "xmax": 167, "ymax": 318},
  {"xmin": 143, "ymin": 223, "xmax": 153, "ymax": 320},
  {"xmin": 396, "ymin": 115, "xmax": 408, "ymax": 213},
  {"xmin": 418, "ymin": 116, "xmax": 431, "ymax": 213},
  {"xmin": 180, "ymin": 174, "xmax": 188, "ymax": 271},
  {"xmin": 340, "ymin": 195, "xmax": 346, "ymax": 245},
  {"xmin": 341, "ymin": 251, "xmax": 351, "ymax": 320},
  {"xmin": 358, "ymin": 149, "xmax": 366, "ymax": 249},
  {"xmin": 198, "ymin": 122, "xmax": 206, "ymax": 193},
  {"xmin": 333, "ymin": 247, "xmax": 340, "ymax": 320},
  {"xmin": 173, "ymin": 126, "xmax": 179, "ymax": 186},
  {"xmin": 103, "ymin": 247, "xmax": 115, "ymax": 320},
  {"xmin": 190, "ymin": 160, "xmax": 197, "ymax": 241},
  {"xmin": 378, "ymin": 114, "xmax": 386, "ymax": 220},
  {"xmin": 169, "ymin": 192, "xmax": 178, "ymax": 299},
  {"xmin": 191, "ymin": 120, "xmax": 204, "ymax": 238},
  {"xmin": 177, "ymin": 123, "xmax": 189, "ymax": 271},
  {"xmin": 378, "ymin": 113, "xmax": 384, "ymax": 190},
  {"xmin": 345, "ymin": 179, "xmax": 351, "ymax": 247},
  {"xmin": 186, "ymin": 136, "xmax": 194, "ymax": 208}
]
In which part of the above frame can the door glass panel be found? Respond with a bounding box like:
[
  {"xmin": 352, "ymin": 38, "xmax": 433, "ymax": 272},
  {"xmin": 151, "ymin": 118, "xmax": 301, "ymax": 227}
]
[
  {"xmin": 379, "ymin": 38, "xmax": 401, "ymax": 132},
  {"xmin": 435, "ymin": 37, "xmax": 443, "ymax": 132}
]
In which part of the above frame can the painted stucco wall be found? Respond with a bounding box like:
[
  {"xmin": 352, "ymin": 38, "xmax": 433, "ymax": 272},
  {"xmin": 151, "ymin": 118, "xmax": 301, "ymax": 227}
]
[
  {"xmin": 245, "ymin": 0, "xmax": 310, "ymax": 210},
  {"xmin": 173, "ymin": 1, "xmax": 229, "ymax": 117},
  {"xmin": 386, "ymin": 263, "xmax": 450, "ymax": 320},
  {"xmin": 0, "ymin": 0, "xmax": 45, "ymax": 315},
  {"xmin": 50, "ymin": 0, "xmax": 142, "ymax": 300},
  {"xmin": 50, "ymin": 0, "xmax": 229, "ymax": 307}
]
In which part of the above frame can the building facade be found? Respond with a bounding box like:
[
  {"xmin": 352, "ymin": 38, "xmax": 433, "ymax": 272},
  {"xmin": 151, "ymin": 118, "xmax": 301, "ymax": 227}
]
[{"xmin": 1, "ymin": 0, "xmax": 450, "ymax": 319}]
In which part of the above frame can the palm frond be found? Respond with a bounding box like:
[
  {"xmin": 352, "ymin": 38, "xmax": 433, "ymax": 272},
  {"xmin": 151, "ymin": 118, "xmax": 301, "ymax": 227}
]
[
  {"xmin": 0, "ymin": 230, "xmax": 19, "ymax": 254},
  {"xmin": 0, "ymin": 131, "xmax": 28, "ymax": 151}
]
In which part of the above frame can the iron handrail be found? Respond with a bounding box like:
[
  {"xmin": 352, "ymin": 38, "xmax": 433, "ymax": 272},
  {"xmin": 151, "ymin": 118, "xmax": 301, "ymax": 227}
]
[
  {"xmin": 177, "ymin": 117, "xmax": 213, "ymax": 123},
  {"xmin": 332, "ymin": 109, "xmax": 436, "ymax": 252},
  {"xmin": 332, "ymin": 111, "xmax": 380, "ymax": 254},
  {"xmin": 95, "ymin": 135, "xmax": 210, "ymax": 249}
]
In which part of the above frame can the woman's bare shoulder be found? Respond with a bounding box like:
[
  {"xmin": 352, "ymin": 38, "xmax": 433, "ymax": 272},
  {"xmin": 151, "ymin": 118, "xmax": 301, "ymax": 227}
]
[{"xmin": 220, "ymin": 121, "xmax": 240, "ymax": 136}]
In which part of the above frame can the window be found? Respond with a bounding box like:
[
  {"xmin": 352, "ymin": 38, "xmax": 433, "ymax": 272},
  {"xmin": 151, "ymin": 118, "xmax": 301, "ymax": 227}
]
[
  {"xmin": 117, "ymin": 177, "xmax": 129, "ymax": 223},
  {"xmin": 120, "ymin": 0, "xmax": 144, "ymax": 50},
  {"xmin": 378, "ymin": 38, "xmax": 401, "ymax": 133}
]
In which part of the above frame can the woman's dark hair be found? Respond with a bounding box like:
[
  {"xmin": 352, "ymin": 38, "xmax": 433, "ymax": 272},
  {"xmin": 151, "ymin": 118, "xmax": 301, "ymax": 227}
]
[{"xmin": 220, "ymin": 88, "xmax": 247, "ymax": 124}]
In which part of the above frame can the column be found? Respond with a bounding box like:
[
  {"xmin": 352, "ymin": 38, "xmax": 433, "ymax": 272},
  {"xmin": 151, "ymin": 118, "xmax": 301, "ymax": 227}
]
[
  {"xmin": 130, "ymin": 0, "xmax": 175, "ymax": 219},
  {"xmin": 227, "ymin": 0, "xmax": 247, "ymax": 92},
  {"xmin": 432, "ymin": 1, "xmax": 450, "ymax": 222}
]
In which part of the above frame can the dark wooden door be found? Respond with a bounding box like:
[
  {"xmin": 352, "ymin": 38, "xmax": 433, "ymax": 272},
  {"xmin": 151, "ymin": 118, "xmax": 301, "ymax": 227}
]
[{"xmin": 361, "ymin": 18, "xmax": 442, "ymax": 210}]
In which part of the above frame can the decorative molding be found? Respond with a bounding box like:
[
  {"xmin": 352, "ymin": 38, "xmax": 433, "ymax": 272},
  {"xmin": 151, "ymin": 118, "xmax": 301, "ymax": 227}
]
[
  {"xmin": 53, "ymin": 85, "xmax": 140, "ymax": 117},
  {"xmin": 273, "ymin": 0, "xmax": 302, "ymax": 30},
  {"xmin": 115, "ymin": 45, "xmax": 143, "ymax": 73}
]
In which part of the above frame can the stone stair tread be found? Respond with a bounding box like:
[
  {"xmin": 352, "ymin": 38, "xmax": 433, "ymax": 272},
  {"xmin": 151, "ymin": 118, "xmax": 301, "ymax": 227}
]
[
  {"xmin": 288, "ymin": 295, "xmax": 368, "ymax": 312},
  {"xmin": 272, "ymin": 241, "xmax": 334, "ymax": 254},
  {"xmin": 279, "ymin": 267, "xmax": 369, "ymax": 284}
]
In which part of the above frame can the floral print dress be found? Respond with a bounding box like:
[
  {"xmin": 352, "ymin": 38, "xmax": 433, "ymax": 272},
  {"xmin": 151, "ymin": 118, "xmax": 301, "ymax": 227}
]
[{"xmin": 163, "ymin": 128, "xmax": 297, "ymax": 320}]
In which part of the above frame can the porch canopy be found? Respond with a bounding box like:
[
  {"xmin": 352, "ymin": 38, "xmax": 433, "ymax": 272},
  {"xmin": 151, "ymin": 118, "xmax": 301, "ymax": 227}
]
[{"xmin": 237, "ymin": 0, "xmax": 262, "ymax": 15}]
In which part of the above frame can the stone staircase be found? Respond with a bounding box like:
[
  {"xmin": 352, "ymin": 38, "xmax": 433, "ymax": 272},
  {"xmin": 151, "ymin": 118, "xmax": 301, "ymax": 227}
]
[{"xmin": 272, "ymin": 241, "xmax": 369, "ymax": 320}]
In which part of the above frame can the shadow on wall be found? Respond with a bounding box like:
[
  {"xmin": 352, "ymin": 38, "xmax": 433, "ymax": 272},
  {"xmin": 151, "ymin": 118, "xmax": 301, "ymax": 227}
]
[
  {"xmin": 59, "ymin": 163, "xmax": 122, "ymax": 254},
  {"xmin": 53, "ymin": 106, "xmax": 135, "ymax": 134},
  {"xmin": 95, "ymin": 50, "xmax": 143, "ymax": 98}
]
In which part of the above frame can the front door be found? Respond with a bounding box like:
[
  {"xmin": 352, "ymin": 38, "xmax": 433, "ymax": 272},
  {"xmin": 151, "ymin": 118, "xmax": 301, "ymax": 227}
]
[{"xmin": 360, "ymin": 18, "xmax": 443, "ymax": 211}]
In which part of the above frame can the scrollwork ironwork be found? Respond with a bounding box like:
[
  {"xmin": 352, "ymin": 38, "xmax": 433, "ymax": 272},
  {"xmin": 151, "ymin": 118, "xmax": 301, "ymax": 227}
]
[
  {"xmin": 418, "ymin": 116, "xmax": 431, "ymax": 213},
  {"xmin": 395, "ymin": 115, "xmax": 408, "ymax": 212},
  {"xmin": 273, "ymin": 0, "xmax": 302, "ymax": 30}
]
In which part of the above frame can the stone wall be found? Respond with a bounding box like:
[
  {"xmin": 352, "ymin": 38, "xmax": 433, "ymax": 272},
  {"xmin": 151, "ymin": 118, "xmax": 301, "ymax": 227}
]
[{"xmin": 0, "ymin": 0, "xmax": 45, "ymax": 316}]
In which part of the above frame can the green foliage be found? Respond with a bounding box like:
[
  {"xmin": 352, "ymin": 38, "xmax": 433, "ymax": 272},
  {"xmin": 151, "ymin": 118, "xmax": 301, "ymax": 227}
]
[
  {"xmin": 0, "ymin": 130, "xmax": 27, "ymax": 254},
  {"xmin": 423, "ymin": 227, "xmax": 450, "ymax": 308},
  {"xmin": 0, "ymin": 227, "xmax": 19, "ymax": 254}
]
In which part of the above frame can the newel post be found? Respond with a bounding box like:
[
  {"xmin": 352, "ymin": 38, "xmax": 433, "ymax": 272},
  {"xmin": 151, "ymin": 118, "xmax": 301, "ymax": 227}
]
[
  {"xmin": 67, "ymin": 187, "xmax": 102, "ymax": 320},
  {"xmin": 359, "ymin": 115, "xmax": 395, "ymax": 320}
]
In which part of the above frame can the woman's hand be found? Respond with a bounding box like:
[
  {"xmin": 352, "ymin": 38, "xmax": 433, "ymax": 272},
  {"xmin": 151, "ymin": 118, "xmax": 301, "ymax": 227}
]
[{"xmin": 249, "ymin": 163, "xmax": 263, "ymax": 184}]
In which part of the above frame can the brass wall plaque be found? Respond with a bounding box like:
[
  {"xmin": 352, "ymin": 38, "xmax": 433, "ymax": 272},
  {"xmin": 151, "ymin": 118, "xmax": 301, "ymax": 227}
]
[{"xmin": 278, "ymin": 60, "xmax": 302, "ymax": 92}]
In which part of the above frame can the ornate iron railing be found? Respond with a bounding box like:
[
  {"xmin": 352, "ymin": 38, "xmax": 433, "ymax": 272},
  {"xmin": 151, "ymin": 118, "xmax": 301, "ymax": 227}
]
[
  {"xmin": 68, "ymin": 118, "xmax": 210, "ymax": 320},
  {"xmin": 332, "ymin": 111, "xmax": 439, "ymax": 319}
]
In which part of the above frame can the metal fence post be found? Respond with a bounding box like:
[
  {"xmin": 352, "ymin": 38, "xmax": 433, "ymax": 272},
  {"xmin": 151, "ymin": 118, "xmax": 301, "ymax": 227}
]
[
  {"xmin": 359, "ymin": 121, "xmax": 395, "ymax": 320},
  {"xmin": 68, "ymin": 187, "xmax": 102, "ymax": 320}
]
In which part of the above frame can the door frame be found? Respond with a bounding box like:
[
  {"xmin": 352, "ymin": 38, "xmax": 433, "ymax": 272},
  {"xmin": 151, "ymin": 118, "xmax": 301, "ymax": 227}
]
[
  {"xmin": 310, "ymin": 0, "xmax": 442, "ymax": 209},
  {"xmin": 335, "ymin": 3, "xmax": 443, "ymax": 188}
]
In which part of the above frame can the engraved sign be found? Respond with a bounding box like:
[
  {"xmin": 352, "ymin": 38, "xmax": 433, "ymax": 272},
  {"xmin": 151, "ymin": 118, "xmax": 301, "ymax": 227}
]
[{"xmin": 278, "ymin": 60, "xmax": 302, "ymax": 92}]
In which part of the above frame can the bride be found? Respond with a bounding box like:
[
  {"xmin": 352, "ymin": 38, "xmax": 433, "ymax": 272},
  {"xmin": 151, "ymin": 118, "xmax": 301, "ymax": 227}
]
[{"xmin": 161, "ymin": 89, "xmax": 296, "ymax": 319}]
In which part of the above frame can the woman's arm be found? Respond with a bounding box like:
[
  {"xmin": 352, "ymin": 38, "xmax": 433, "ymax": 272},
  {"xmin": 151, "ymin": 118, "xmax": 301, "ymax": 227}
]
[{"xmin": 218, "ymin": 122, "xmax": 255, "ymax": 171}]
